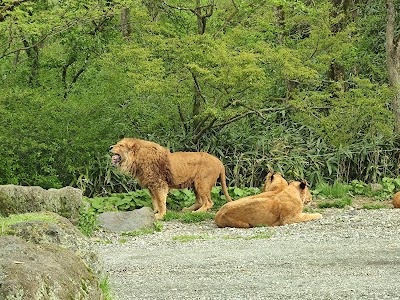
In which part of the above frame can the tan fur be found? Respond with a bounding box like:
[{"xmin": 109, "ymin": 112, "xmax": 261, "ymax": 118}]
[
  {"xmin": 110, "ymin": 138, "xmax": 232, "ymax": 219},
  {"xmin": 215, "ymin": 180, "xmax": 322, "ymax": 228},
  {"xmin": 238, "ymin": 172, "xmax": 288, "ymax": 201},
  {"xmin": 393, "ymin": 192, "xmax": 400, "ymax": 208}
]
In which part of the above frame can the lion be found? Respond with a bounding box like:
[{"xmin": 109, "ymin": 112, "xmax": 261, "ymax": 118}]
[
  {"xmin": 110, "ymin": 138, "xmax": 232, "ymax": 219},
  {"xmin": 237, "ymin": 171, "xmax": 288, "ymax": 201},
  {"xmin": 393, "ymin": 192, "xmax": 400, "ymax": 208},
  {"xmin": 215, "ymin": 180, "xmax": 321, "ymax": 228}
]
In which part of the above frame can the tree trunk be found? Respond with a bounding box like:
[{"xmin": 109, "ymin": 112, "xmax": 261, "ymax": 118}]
[
  {"xmin": 121, "ymin": 7, "xmax": 131, "ymax": 37},
  {"xmin": 386, "ymin": 0, "xmax": 400, "ymax": 133}
]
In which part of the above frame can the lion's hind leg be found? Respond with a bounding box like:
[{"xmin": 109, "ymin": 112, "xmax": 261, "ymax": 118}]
[
  {"xmin": 215, "ymin": 212, "xmax": 251, "ymax": 228},
  {"xmin": 182, "ymin": 190, "xmax": 204, "ymax": 212}
]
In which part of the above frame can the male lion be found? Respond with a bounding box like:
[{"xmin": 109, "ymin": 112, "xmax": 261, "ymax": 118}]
[
  {"xmin": 215, "ymin": 180, "xmax": 321, "ymax": 228},
  {"xmin": 110, "ymin": 138, "xmax": 232, "ymax": 219}
]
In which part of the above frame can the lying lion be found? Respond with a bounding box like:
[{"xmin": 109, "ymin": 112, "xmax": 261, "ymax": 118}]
[
  {"xmin": 393, "ymin": 192, "xmax": 400, "ymax": 208},
  {"xmin": 110, "ymin": 138, "xmax": 232, "ymax": 219},
  {"xmin": 215, "ymin": 180, "xmax": 322, "ymax": 228},
  {"xmin": 238, "ymin": 171, "xmax": 288, "ymax": 201}
]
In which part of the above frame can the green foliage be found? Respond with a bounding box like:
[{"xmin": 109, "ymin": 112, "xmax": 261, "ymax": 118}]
[
  {"xmin": 84, "ymin": 190, "xmax": 152, "ymax": 214},
  {"xmin": 0, "ymin": 212, "xmax": 59, "ymax": 235},
  {"xmin": 349, "ymin": 177, "xmax": 400, "ymax": 200},
  {"xmin": 317, "ymin": 196, "xmax": 352, "ymax": 208},
  {"xmin": 167, "ymin": 189, "xmax": 196, "ymax": 211},
  {"xmin": 78, "ymin": 207, "xmax": 99, "ymax": 237},
  {"xmin": 349, "ymin": 180, "xmax": 370, "ymax": 195},
  {"xmin": 362, "ymin": 204, "xmax": 386, "ymax": 210},
  {"xmin": 0, "ymin": 0, "xmax": 399, "ymax": 194},
  {"xmin": 313, "ymin": 181, "xmax": 352, "ymax": 199},
  {"xmin": 99, "ymin": 275, "xmax": 114, "ymax": 300}
]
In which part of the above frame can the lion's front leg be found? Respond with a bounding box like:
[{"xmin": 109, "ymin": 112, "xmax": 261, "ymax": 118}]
[
  {"xmin": 282, "ymin": 213, "xmax": 322, "ymax": 225},
  {"xmin": 149, "ymin": 186, "xmax": 169, "ymax": 220}
]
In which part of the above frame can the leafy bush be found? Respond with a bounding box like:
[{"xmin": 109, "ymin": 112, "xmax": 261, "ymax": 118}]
[
  {"xmin": 83, "ymin": 190, "xmax": 152, "ymax": 214},
  {"xmin": 313, "ymin": 181, "xmax": 352, "ymax": 199}
]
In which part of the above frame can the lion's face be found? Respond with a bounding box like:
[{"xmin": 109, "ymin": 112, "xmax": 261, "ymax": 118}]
[{"xmin": 110, "ymin": 138, "xmax": 135, "ymax": 166}]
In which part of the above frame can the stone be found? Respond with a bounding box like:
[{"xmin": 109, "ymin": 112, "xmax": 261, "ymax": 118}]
[
  {"xmin": 0, "ymin": 235, "xmax": 103, "ymax": 300},
  {"xmin": 7, "ymin": 212, "xmax": 103, "ymax": 277},
  {"xmin": 98, "ymin": 207, "xmax": 156, "ymax": 232},
  {"xmin": 0, "ymin": 185, "xmax": 82, "ymax": 224}
]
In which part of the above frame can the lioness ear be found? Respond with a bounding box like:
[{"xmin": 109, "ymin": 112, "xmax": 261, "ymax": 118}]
[{"xmin": 300, "ymin": 181, "xmax": 307, "ymax": 190}]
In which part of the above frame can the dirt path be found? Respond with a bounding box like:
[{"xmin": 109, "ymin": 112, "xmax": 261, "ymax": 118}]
[{"xmin": 97, "ymin": 208, "xmax": 400, "ymax": 300}]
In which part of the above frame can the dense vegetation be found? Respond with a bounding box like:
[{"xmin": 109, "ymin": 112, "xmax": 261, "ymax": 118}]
[{"xmin": 1, "ymin": 0, "xmax": 400, "ymax": 195}]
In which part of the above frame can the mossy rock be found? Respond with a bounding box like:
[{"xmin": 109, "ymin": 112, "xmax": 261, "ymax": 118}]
[
  {"xmin": 0, "ymin": 235, "xmax": 103, "ymax": 300},
  {"xmin": 0, "ymin": 185, "xmax": 82, "ymax": 224}
]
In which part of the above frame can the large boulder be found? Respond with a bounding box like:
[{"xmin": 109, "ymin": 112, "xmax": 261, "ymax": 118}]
[
  {"xmin": 0, "ymin": 235, "xmax": 103, "ymax": 300},
  {"xmin": 98, "ymin": 206, "xmax": 156, "ymax": 232},
  {"xmin": 6, "ymin": 212, "xmax": 103, "ymax": 277},
  {"xmin": 0, "ymin": 185, "xmax": 82, "ymax": 224}
]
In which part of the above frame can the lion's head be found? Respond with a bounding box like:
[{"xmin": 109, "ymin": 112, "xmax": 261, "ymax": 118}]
[
  {"xmin": 262, "ymin": 172, "xmax": 288, "ymax": 192},
  {"xmin": 288, "ymin": 180, "xmax": 312, "ymax": 204},
  {"xmin": 110, "ymin": 138, "xmax": 137, "ymax": 166}
]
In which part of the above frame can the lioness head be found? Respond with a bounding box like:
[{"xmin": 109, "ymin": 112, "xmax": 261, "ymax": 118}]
[
  {"xmin": 263, "ymin": 172, "xmax": 288, "ymax": 192},
  {"xmin": 289, "ymin": 180, "xmax": 312, "ymax": 203}
]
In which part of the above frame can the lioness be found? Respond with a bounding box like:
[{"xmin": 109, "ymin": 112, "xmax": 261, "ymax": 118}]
[
  {"xmin": 238, "ymin": 171, "xmax": 288, "ymax": 201},
  {"xmin": 393, "ymin": 191, "xmax": 400, "ymax": 208},
  {"xmin": 110, "ymin": 138, "xmax": 232, "ymax": 219},
  {"xmin": 215, "ymin": 180, "xmax": 322, "ymax": 228}
]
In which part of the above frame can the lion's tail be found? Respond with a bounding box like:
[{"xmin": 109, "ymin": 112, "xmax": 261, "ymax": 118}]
[{"xmin": 220, "ymin": 167, "xmax": 232, "ymax": 202}]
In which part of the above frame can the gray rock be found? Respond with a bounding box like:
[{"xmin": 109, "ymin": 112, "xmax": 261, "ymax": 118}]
[
  {"xmin": 0, "ymin": 235, "xmax": 103, "ymax": 300},
  {"xmin": 7, "ymin": 212, "xmax": 103, "ymax": 277},
  {"xmin": 370, "ymin": 183, "xmax": 383, "ymax": 192},
  {"xmin": 98, "ymin": 207, "xmax": 156, "ymax": 232},
  {"xmin": 0, "ymin": 185, "xmax": 82, "ymax": 224}
]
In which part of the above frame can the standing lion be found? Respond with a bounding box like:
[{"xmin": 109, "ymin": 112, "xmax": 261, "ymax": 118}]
[{"xmin": 110, "ymin": 138, "xmax": 232, "ymax": 219}]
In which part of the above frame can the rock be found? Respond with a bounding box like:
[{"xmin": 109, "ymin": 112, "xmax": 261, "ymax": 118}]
[
  {"xmin": 7, "ymin": 212, "xmax": 103, "ymax": 277},
  {"xmin": 393, "ymin": 191, "xmax": 400, "ymax": 208},
  {"xmin": 0, "ymin": 185, "xmax": 82, "ymax": 224},
  {"xmin": 370, "ymin": 183, "xmax": 383, "ymax": 192},
  {"xmin": 98, "ymin": 207, "xmax": 156, "ymax": 232},
  {"xmin": 0, "ymin": 235, "xmax": 103, "ymax": 300}
]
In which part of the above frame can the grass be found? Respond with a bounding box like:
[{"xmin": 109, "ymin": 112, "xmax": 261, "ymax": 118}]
[
  {"xmin": 314, "ymin": 181, "xmax": 352, "ymax": 199},
  {"xmin": 317, "ymin": 196, "xmax": 353, "ymax": 208},
  {"xmin": 163, "ymin": 211, "xmax": 215, "ymax": 223},
  {"xmin": 172, "ymin": 234, "xmax": 211, "ymax": 242},
  {"xmin": 362, "ymin": 203, "xmax": 387, "ymax": 210},
  {"xmin": 120, "ymin": 221, "xmax": 163, "ymax": 237},
  {"xmin": 100, "ymin": 275, "xmax": 114, "ymax": 300},
  {"xmin": 0, "ymin": 212, "xmax": 59, "ymax": 235}
]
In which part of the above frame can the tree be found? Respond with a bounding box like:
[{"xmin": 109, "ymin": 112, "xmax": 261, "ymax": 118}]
[{"xmin": 386, "ymin": 0, "xmax": 400, "ymax": 134}]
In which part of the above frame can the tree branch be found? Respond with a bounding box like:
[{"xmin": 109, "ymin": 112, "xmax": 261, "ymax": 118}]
[{"xmin": 213, "ymin": 0, "xmax": 238, "ymax": 38}]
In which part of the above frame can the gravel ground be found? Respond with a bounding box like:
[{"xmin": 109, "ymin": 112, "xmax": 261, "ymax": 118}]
[{"xmin": 96, "ymin": 207, "xmax": 400, "ymax": 300}]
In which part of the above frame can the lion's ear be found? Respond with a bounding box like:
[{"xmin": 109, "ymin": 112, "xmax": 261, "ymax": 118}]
[
  {"xmin": 125, "ymin": 138, "xmax": 140, "ymax": 153},
  {"xmin": 300, "ymin": 180, "xmax": 307, "ymax": 190}
]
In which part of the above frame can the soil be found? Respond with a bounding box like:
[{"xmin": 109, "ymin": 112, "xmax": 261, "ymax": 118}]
[{"xmin": 97, "ymin": 198, "xmax": 400, "ymax": 300}]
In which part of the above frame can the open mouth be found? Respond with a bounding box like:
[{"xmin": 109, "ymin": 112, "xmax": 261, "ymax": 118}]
[{"xmin": 111, "ymin": 154, "xmax": 122, "ymax": 166}]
